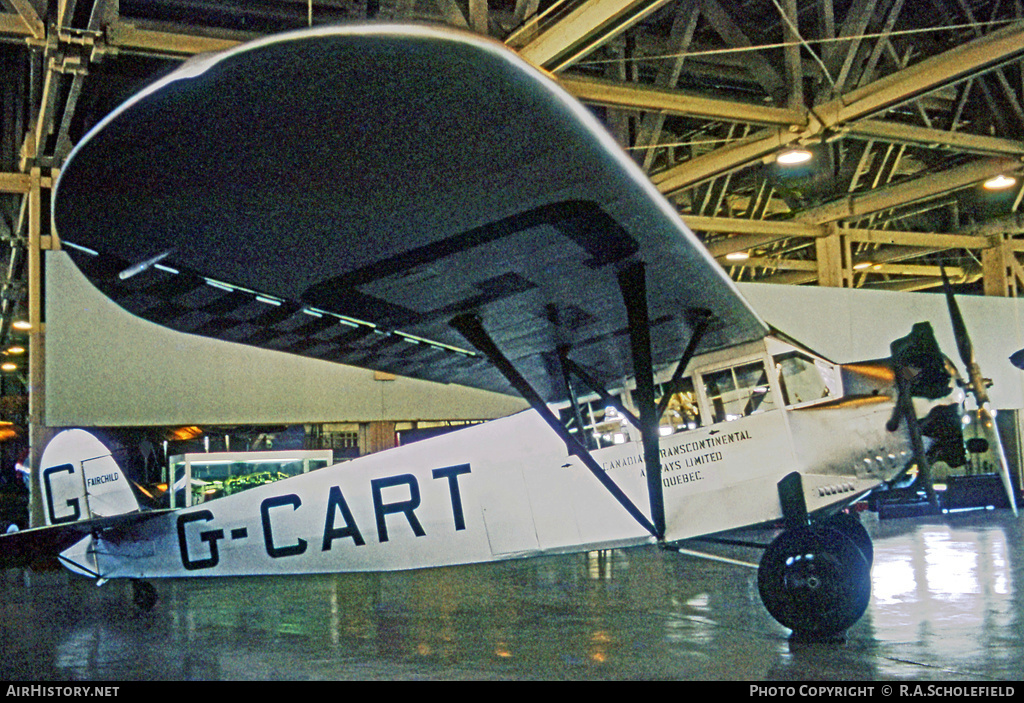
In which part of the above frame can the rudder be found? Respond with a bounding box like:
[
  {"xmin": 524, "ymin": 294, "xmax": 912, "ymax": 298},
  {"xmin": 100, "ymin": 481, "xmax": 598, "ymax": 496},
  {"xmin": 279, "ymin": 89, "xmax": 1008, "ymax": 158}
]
[{"xmin": 40, "ymin": 429, "xmax": 140, "ymax": 525}]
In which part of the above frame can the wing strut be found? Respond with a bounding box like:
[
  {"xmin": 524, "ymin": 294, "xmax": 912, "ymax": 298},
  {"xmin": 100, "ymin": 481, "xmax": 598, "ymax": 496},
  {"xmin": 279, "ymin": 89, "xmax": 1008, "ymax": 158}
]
[
  {"xmin": 450, "ymin": 313, "xmax": 660, "ymax": 539},
  {"xmin": 558, "ymin": 347, "xmax": 597, "ymax": 451},
  {"xmin": 560, "ymin": 303, "xmax": 709, "ymax": 473},
  {"xmin": 617, "ymin": 262, "xmax": 666, "ymax": 540},
  {"xmin": 558, "ymin": 353, "xmax": 641, "ymax": 429}
]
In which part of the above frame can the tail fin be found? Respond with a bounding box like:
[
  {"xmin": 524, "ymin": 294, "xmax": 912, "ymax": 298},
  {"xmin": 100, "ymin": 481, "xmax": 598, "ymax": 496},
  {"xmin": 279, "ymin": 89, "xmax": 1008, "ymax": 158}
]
[{"xmin": 40, "ymin": 429, "xmax": 140, "ymax": 525}]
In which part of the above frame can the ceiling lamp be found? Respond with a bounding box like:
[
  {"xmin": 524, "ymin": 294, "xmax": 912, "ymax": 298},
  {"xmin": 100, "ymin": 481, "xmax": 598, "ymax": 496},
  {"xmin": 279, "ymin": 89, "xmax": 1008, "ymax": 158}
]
[
  {"xmin": 777, "ymin": 147, "xmax": 812, "ymax": 165},
  {"xmin": 983, "ymin": 174, "xmax": 1017, "ymax": 191},
  {"xmin": 725, "ymin": 251, "xmax": 750, "ymax": 261},
  {"xmin": 11, "ymin": 320, "xmax": 31, "ymax": 331},
  {"xmin": 1, "ymin": 362, "xmax": 17, "ymax": 372}
]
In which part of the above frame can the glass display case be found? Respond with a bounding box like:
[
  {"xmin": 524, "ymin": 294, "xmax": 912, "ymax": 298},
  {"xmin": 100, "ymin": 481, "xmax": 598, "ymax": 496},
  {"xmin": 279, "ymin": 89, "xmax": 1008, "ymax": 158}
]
[{"xmin": 168, "ymin": 450, "xmax": 335, "ymax": 508}]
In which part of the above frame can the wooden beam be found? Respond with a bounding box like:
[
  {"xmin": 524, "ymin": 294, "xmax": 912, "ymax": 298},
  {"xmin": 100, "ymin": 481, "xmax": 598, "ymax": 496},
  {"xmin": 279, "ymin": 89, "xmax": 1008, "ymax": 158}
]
[
  {"xmin": 816, "ymin": 229, "xmax": 848, "ymax": 287},
  {"xmin": 721, "ymin": 256, "xmax": 817, "ymax": 270},
  {"xmin": 7, "ymin": 0, "xmax": 45, "ymax": 39},
  {"xmin": 1008, "ymin": 251, "xmax": 1024, "ymax": 293},
  {"xmin": 643, "ymin": 20, "xmax": 1024, "ymax": 196},
  {"xmin": 561, "ymin": 78, "xmax": 1024, "ymax": 157},
  {"xmin": 27, "ymin": 168, "xmax": 45, "ymax": 527},
  {"xmin": 0, "ymin": 11, "xmax": 35, "ymax": 36},
  {"xmin": 561, "ymin": 76, "xmax": 807, "ymax": 127},
  {"xmin": 684, "ymin": 215, "xmax": 817, "ymax": 237},
  {"xmin": 0, "ymin": 173, "xmax": 30, "ymax": 194},
  {"xmin": 698, "ymin": 0, "xmax": 783, "ymax": 97},
  {"xmin": 685, "ymin": 215, "xmax": 994, "ymax": 257},
  {"xmin": 860, "ymin": 262, "xmax": 967, "ymax": 277},
  {"xmin": 844, "ymin": 228, "xmax": 991, "ymax": 250},
  {"xmin": 849, "ymin": 119, "xmax": 1024, "ymax": 157},
  {"xmin": 0, "ymin": 172, "xmax": 56, "ymax": 193},
  {"xmin": 797, "ymin": 157, "xmax": 1021, "ymax": 225},
  {"xmin": 981, "ymin": 240, "xmax": 1018, "ymax": 297},
  {"xmin": 105, "ymin": 22, "xmax": 245, "ymax": 55}
]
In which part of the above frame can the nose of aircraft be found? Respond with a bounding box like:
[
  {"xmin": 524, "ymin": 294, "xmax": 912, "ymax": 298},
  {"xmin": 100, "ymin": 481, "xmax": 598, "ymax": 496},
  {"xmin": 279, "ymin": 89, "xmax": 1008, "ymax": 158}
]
[{"xmin": 888, "ymin": 321, "xmax": 968, "ymax": 474}]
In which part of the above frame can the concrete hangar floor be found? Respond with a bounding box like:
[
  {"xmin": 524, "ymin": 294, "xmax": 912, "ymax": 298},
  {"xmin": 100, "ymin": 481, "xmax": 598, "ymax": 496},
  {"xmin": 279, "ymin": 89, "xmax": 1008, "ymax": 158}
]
[{"xmin": 0, "ymin": 511, "xmax": 1020, "ymax": 681}]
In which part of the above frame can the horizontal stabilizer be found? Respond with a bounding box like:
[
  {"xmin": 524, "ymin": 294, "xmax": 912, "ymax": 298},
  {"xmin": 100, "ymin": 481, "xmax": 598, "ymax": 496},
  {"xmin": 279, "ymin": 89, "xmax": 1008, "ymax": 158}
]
[{"xmin": 0, "ymin": 510, "xmax": 173, "ymax": 570}]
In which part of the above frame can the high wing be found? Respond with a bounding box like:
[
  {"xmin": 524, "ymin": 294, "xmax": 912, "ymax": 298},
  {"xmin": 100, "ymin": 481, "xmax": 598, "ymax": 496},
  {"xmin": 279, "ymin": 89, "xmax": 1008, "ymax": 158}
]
[{"xmin": 53, "ymin": 24, "xmax": 768, "ymax": 402}]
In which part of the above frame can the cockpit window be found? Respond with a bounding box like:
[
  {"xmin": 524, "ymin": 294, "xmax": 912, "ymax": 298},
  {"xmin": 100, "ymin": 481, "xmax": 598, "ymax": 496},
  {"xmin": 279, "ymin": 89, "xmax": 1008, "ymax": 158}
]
[
  {"xmin": 702, "ymin": 361, "xmax": 776, "ymax": 423},
  {"xmin": 774, "ymin": 351, "xmax": 832, "ymax": 406}
]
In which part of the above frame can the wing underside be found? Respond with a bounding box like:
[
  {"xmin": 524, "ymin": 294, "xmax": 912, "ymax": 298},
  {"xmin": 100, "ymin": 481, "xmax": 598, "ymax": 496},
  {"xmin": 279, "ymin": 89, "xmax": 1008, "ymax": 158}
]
[{"xmin": 54, "ymin": 24, "xmax": 768, "ymax": 402}]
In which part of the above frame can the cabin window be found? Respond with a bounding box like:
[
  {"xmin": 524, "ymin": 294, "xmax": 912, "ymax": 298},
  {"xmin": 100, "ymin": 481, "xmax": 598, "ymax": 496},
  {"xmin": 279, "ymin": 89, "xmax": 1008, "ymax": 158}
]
[
  {"xmin": 702, "ymin": 361, "xmax": 776, "ymax": 423},
  {"xmin": 773, "ymin": 352, "xmax": 831, "ymax": 406}
]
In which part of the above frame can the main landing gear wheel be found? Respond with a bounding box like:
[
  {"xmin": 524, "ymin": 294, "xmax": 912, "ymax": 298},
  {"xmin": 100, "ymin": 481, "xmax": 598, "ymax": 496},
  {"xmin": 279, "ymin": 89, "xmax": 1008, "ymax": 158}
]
[
  {"xmin": 824, "ymin": 512, "xmax": 873, "ymax": 566},
  {"xmin": 131, "ymin": 580, "xmax": 158, "ymax": 611},
  {"xmin": 757, "ymin": 526, "xmax": 871, "ymax": 640}
]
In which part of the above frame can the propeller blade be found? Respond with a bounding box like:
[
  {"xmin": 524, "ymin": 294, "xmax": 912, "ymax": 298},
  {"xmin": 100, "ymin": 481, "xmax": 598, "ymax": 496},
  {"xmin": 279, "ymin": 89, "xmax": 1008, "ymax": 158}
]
[{"xmin": 941, "ymin": 267, "xmax": 1017, "ymax": 516}]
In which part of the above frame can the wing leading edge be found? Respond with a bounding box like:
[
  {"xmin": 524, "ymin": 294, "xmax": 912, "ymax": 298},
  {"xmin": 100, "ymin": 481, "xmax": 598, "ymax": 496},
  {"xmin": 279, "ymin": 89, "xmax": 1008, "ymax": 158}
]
[{"xmin": 53, "ymin": 24, "xmax": 768, "ymax": 402}]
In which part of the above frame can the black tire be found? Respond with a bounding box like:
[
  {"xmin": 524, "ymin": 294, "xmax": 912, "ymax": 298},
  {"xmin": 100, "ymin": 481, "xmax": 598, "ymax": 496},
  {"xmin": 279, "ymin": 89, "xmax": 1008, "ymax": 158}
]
[
  {"xmin": 131, "ymin": 580, "xmax": 158, "ymax": 611},
  {"xmin": 757, "ymin": 526, "xmax": 871, "ymax": 639},
  {"xmin": 824, "ymin": 512, "xmax": 873, "ymax": 566}
]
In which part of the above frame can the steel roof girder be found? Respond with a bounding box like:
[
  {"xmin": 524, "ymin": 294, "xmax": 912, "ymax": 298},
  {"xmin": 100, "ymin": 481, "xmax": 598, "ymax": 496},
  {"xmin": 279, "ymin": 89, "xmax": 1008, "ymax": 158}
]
[
  {"xmin": 513, "ymin": 0, "xmax": 674, "ymax": 71},
  {"xmin": 624, "ymin": 21, "xmax": 1024, "ymax": 195},
  {"xmin": 824, "ymin": 20, "xmax": 1024, "ymax": 125},
  {"xmin": 796, "ymin": 156, "xmax": 1023, "ymax": 225},
  {"xmin": 560, "ymin": 77, "xmax": 1024, "ymax": 157}
]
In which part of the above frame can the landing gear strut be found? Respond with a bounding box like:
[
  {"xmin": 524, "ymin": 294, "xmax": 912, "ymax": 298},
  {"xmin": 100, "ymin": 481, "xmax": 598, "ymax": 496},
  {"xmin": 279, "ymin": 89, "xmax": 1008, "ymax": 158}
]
[{"xmin": 757, "ymin": 525, "xmax": 871, "ymax": 639}]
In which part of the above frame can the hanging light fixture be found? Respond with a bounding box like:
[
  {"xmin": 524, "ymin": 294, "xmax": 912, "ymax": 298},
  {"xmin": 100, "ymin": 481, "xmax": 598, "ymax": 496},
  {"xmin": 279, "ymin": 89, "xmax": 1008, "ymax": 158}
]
[
  {"xmin": 776, "ymin": 147, "xmax": 813, "ymax": 165},
  {"xmin": 983, "ymin": 174, "xmax": 1017, "ymax": 191}
]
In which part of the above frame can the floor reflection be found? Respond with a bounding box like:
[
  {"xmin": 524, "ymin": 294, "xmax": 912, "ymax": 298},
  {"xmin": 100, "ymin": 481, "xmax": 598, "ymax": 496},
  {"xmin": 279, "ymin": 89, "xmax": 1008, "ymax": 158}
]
[
  {"xmin": 1, "ymin": 510, "xmax": 1021, "ymax": 680},
  {"xmin": 865, "ymin": 510, "xmax": 1022, "ymax": 680}
]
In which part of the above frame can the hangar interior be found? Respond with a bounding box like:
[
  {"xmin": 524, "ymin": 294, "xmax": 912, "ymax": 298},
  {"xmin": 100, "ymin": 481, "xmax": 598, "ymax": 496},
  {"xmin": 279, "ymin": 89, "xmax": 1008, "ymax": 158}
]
[
  {"xmin": 1, "ymin": 0, "xmax": 1024, "ymax": 522},
  {"xmin": 0, "ymin": 0, "xmax": 1023, "ymax": 683}
]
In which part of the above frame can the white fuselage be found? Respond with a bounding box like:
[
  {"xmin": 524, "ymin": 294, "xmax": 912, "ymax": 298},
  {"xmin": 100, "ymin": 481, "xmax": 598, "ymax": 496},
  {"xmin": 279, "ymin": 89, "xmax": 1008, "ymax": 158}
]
[{"xmin": 66, "ymin": 368, "xmax": 912, "ymax": 580}]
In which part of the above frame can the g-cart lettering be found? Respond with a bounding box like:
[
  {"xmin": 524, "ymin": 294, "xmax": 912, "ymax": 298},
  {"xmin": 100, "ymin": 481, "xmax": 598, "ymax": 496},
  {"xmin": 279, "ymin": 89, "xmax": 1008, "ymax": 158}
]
[{"xmin": 176, "ymin": 465, "xmax": 472, "ymax": 569}]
